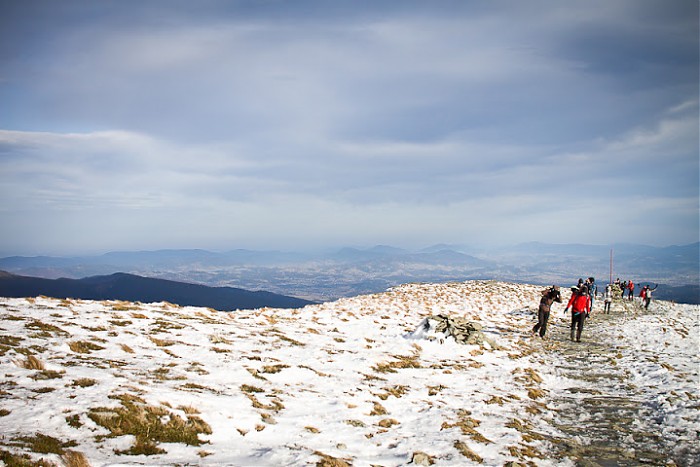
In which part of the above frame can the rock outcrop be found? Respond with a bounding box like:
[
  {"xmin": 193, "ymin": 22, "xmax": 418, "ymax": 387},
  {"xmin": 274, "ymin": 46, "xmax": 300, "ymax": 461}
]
[
  {"xmin": 430, "ymin": 314, "xmax": 485, "ymax": 345},
  {"xmin": 416, "ymin": 313, "xmax": 499, "ymax": 349}
]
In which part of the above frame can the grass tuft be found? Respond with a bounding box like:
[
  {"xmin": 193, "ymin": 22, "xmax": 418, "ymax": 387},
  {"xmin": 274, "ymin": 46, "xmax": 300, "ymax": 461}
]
[
  {"xmin": 178, "ymin": 405, "xmax": 200, "ymax": 415},
  {"xmin": 30, "ymin": 370, "xmax": 64, "ymax": 380},
  {"xmin": 372, "ymin": 353, "xmax": 421, "ymax": 373},
  {"xmin": 369, "ymin": 402, "xmax": 387, "ymax": 416},
  {"xmin": 241, "ymin": 384, "xmax": 264, "ymax": 393},
  {"xmin": 71, "ymin": 378, "xmax": 98, "ymax": 388},
  {"xmin": 262, "ymin": 364, "xmax": 289, "ymax": 374},
  {"xmin": 68, "ymin": 341, "xmax": 105, "ymax": 354},
  {"xmin": 377, "ymin": 418, "xmax": 399, "ymax": 428},
  {"xmin": 314, "ymin": 450, "xmax": 352, "ymax": 467},
  {"xmin": 454, "ymin": 440, "xmax": 483, "ymax": 463},
  {"xmin": 149, "ymin": 336, "xmax": 175, "ymax": 347},
  {"xmin": 275, "ymin": 333, "xmax": 305, "ymax": 347},
  {"xmin": 0, "ymin": 335, "xmax": 23, "ymax": 346},
  {"xmin": 15, "ymin": 355, "xmax": 45, "ymax": 370},
  {"xmin": 13, "ymin": 432, "xmax": 78, "ymax": 454},
  {"xmin": 0, "ymin": 449, "xmax": 54, "ymax": 467},
  {"xmin": 115, "ymin": 439, "xmax": 165, "ymax": 456},
  {"xmin": 66, "ymin": 414, "xmax": 83, "ymax": 428},
  {"xmin": 111, "ymin": 301, "xmax": 141, "ymax": 311},
  {"xmin": 88, "ymin": 393, "xmax": 212, "ymax": 452},
  {"xmin": 61, "ymin": 450, "xmax": 91, "ymax": 467},
  {"xmin": 25, "ymin": 320, "xmax": 69, "ymax": 337},
  {"xmin": 108, "ymin": 320, "xmax": 132, "ymax": 326},
  {"xmin": 209, "ymin": 334, "xmax": 232, "ymax": 345}
]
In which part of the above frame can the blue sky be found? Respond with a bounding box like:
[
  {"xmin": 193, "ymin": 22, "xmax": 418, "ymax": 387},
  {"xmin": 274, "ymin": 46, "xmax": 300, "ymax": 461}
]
[{"xmin": 1, "ymin": 0, "xmax": 698, "ymax": 255}]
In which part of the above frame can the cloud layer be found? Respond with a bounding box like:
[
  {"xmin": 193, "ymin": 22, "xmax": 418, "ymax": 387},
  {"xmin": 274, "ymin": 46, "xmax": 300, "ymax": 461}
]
[{"xmin": 1, "ymin": 0, "xmax": 698, "ymax": 254}]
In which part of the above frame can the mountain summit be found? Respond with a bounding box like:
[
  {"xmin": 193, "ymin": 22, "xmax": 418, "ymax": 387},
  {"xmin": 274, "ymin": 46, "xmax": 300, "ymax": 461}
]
[{"xmin": 0, "ymin": 281, "xmax": 697, "ymax": 465}]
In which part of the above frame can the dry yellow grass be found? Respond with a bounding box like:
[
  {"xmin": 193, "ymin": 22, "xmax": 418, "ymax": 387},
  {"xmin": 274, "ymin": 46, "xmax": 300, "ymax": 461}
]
[
  {"xmin": 454, "ymin": 440, "xmax": 483, "ymax": 463},
  {"xmin": 314, "ymin": 451, "xmax": 352, "ymax": 467},
  {"xmin": 15, "ymin": 355, "xmax": 44, "ymax": 370},
  {"xmin": 369, "ymin": 401, "xmax": 387, "ymax": 416},
  {"xmin": 68, "ymin": 341, "xmax": 105, "ymax": 354},
  {"xmin": 88, "ymin": 393, "xmax": 212, "ymax": 451},
  {"xmin": 61, "ymin": 450, "xmax": 91, "ymax": 467}
]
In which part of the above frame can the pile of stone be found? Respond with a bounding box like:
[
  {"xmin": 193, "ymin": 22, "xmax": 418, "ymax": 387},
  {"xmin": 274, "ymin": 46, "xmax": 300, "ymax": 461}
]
[{"xmin": 421, "ymin": 313, "xmax": 499, "ymax": 349}]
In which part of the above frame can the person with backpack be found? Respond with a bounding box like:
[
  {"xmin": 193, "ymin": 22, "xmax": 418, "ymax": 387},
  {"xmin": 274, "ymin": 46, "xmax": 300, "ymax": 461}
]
[
  {"xmin": 586, "ymin": 277, "xmax": 597, "ymax": 311},
  {"xmin": 532, "ymin": 285, "xmax": 562, "ymax": 338},
  {"xmin": 565, "ymin": 284, "xmax": 591, "ymax": 342}
]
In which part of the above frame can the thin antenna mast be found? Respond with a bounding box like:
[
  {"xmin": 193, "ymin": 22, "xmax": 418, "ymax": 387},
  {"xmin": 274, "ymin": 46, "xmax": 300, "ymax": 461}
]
[{"xmin": 609, "ymin": 248, "xmax": 613, "ymax": 285}]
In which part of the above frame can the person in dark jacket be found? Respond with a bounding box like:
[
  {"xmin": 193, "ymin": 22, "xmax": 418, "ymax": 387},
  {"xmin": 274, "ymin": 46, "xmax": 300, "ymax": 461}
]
[
  {"xmin": 586, "ymin": 277, "xmax": 597, "ymax": 310},
  {"xmin": 565, "ymin": 284, "xmax": 591, "ymax": 342},
  {"xmin": 532, "ymin": 285, "xmax": 562, "ymax": 338}
]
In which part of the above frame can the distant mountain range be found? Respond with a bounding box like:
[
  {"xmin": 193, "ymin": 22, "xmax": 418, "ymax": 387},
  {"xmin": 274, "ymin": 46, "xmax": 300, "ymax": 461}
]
[
  {"xmin": 0, "ymin": 271, "xmax": 313, "ymax": 311},
  {"xmin": 0, "ymin": 242, "xmax": 697, "ymax": 304}
]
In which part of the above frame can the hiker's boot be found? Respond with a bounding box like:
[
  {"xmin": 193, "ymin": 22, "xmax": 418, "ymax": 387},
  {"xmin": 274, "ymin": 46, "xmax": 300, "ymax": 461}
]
[
  {"xmin": 570, "ymin": 329, "xmax": 575, "ymax": 341},
  {"xmin": 576, "ymin": 330, "xmax": 582, "ymax": 342}
]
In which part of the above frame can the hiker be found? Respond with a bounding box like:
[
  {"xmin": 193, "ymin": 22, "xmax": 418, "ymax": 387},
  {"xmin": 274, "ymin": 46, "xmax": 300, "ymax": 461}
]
[
  {"xmin": 642, "ymin": 284, "xmax": 657, "ymax": 309},
  {"xmin": 627, "ymin": 280, "xmax": 635, "ymax": 300},
  {"xmin": 586, "ymin": 277, "xmax": 597, "ymax": 310},
  {"xmin": 532, "ymin": 285, "xmax": 562, "ymax": 338},
  {"xmin": 565, "ymin": 284, "xmax": 591, "ymax": 342},
  {"xmin": 603, "ymin": 284, "xmax": 613, "ymax": 314}
]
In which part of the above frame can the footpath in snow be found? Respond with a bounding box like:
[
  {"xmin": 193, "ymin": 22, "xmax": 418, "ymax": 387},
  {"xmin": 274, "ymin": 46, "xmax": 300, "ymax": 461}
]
[
  {"xmin": 533, "ymin": 298, "xmax": 699, "ymax": 466},
  {"xmin": 0, "ymin": 281, "xmax": 697, "ymax": 466}
]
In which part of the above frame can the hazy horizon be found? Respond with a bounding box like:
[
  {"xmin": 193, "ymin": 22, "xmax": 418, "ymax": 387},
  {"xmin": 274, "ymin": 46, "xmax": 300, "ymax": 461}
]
[{"xmin": 2, "ymin": 239, "xmax": 698, "ymax": 259}]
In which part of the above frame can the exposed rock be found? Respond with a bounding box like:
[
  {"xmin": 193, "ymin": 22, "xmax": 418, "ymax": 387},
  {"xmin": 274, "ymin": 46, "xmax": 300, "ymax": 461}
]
[
  {"xmin": 410, "ymin": 451, "xmax": 434, "ymax": 465},
  {"xmin": 420, "ymin": 314, "xmax": 499, "ymax": 349}
]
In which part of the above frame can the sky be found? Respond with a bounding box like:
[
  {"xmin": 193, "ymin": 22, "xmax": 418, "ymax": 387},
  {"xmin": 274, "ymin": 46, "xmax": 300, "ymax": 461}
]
[{"xmin": 0, "ymin": 0, "xmax": 698, "ymax": 255}]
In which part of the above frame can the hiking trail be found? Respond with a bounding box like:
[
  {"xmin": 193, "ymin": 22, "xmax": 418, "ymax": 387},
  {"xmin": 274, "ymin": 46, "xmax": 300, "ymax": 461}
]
[{"xmin": 536, "ymin": 300, "xmax": 699, "ymax": 466}]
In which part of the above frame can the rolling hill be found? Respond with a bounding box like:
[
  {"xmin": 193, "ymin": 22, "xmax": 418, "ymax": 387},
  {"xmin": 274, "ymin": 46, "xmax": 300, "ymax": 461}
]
[{"xmin": 0, "ymin": 271, "xmax": 313, "ymax": 310}]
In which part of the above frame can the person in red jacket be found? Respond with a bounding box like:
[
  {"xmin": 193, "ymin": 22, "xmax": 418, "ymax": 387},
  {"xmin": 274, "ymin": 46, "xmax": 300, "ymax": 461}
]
[
  {"xmin": 627, "ymin": 280, "xmax": 635, "ymax": 301},
  {"xmin": 565, "ymin": 284, "xmax": 591, "ymax": 342}
]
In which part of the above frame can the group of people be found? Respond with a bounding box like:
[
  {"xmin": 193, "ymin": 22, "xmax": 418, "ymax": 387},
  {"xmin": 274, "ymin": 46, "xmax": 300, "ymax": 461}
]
[
  {"xmin": 532, "ymin": 277, "xmax": 595, "ymax": 342},
  {"xmin": 613, "ymin": 278, "xmax": 636, "ymax": 300},
  {"xmin": 532, "ymin": 276, "xmax": 657, "ymax": 342},
  {"xmin": 610, "ymin": 278, "xmax": 658, "ymax": 309}
]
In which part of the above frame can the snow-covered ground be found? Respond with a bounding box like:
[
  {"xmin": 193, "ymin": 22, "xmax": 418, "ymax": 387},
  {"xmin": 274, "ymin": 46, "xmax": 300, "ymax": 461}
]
[{"xmin": 0, "ymin": 280, "xmax": 697, "ymax": 466}]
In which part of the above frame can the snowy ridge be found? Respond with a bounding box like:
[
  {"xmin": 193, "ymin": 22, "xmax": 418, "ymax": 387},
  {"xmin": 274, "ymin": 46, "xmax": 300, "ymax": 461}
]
[{"xmin": 0, "ymin": 280, "xmax": 697, "ymax": 466}]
